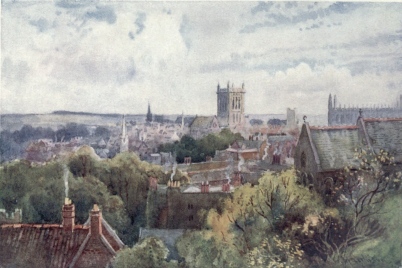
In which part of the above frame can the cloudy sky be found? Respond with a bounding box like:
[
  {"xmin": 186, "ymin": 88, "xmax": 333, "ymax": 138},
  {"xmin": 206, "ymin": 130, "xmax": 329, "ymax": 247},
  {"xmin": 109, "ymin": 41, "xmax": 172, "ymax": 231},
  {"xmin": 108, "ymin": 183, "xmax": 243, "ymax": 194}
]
[{"xmin": 2, "ymin": 1, "xmax": 402, "ymax": 117}]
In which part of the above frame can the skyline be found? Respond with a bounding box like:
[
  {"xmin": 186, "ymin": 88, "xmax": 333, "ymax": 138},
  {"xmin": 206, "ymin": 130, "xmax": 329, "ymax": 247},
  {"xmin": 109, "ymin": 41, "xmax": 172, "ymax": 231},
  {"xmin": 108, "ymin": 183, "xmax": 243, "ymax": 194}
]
[{"xmin": 1, "ymin": 1, "xmax": 402, "ymax": 116}]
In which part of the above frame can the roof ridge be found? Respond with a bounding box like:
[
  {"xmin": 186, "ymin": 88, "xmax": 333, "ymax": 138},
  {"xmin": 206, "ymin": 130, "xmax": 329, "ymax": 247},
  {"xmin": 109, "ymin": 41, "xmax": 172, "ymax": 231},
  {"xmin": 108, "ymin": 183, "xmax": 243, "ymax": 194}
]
[
  {"xmin": 363, "ymin": 117, "xmax": 402, "ymax": 122},
  {"xmin": 309, "ymin": 125, "xmax": 358, "ymax": 130},
  {"xmin": 101, "ymin": 218, "xmax": 125, "ymax": 248}
]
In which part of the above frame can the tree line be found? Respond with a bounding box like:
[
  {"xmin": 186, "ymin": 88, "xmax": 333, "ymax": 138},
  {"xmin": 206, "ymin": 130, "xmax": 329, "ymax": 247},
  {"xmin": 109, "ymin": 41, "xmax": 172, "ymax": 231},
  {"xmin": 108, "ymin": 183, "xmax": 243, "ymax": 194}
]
[{"xmin": 159, "ymin": 129, "xmax": 243, "ymax": 163}]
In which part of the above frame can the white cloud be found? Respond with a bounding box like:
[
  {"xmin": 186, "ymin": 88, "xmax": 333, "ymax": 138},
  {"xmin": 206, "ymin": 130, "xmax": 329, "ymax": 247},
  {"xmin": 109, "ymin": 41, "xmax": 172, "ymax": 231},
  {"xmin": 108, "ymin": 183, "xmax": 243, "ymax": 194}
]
[{"xmin": 1, "ymin": 1, "xmax": 401, "ymax": 120}]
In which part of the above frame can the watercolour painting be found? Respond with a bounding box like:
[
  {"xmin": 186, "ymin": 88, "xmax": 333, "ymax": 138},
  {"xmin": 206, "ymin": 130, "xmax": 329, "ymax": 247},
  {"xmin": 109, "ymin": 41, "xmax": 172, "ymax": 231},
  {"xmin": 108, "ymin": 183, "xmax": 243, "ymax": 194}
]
[{"xmin": 1, "ymin": 1, "xmax": 402, "ymax": 267}]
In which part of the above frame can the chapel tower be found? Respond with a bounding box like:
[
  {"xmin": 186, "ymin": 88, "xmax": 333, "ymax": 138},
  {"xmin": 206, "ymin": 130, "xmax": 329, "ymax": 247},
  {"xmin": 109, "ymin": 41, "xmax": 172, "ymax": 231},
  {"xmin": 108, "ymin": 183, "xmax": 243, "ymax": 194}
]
[{"xmin": 217, "ymin": 81, "xmax": 245, "ymax": 128}]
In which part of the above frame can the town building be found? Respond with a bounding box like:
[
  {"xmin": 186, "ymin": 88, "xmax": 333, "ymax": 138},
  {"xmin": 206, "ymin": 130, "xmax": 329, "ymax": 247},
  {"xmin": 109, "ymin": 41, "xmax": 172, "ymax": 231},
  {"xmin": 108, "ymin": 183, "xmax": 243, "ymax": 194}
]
[
  {"xmin": 0, "ymin": 198, "xmax": 124, "ymax": 268},
  {"xmin": 295, "ymin": 113, "xmax": 402, "ymax": 191},
  {"xmin": 216, "ymin": 82, "xmax": 246, "ymax": 129},
  {"xmin": 189, "ymin": 115, "xmax": 220, "ymax": 139},
  {"xmin": 328, "ymin": 93, "xmax": 402, "ymax": 125}
]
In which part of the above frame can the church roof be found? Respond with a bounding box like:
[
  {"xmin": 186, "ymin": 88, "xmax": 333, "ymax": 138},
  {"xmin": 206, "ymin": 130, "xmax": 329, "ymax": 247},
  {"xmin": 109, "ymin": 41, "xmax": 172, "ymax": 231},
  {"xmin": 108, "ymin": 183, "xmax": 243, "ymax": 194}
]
[
  {"xmin": 359, "ymin": 118, "xmax": 402, "ymax": 162},
  {"xmin": 189, "ymin": 116, "xmax": 218, "ymax": 129},
  {"xmin": 231, "ymin": 140, "xmax": 264, "ymax": 150},
  {"xmin": 307, "ymin": 125, "xmax": 361, "ymax": 171}
]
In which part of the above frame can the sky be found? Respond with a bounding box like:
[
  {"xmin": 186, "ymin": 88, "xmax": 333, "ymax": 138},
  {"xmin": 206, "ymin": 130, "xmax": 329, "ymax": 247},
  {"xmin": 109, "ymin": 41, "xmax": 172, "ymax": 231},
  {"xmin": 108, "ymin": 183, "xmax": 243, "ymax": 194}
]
[{"xmin": 1, "ymin": 1, "xmax": 402, "ymax": 117}]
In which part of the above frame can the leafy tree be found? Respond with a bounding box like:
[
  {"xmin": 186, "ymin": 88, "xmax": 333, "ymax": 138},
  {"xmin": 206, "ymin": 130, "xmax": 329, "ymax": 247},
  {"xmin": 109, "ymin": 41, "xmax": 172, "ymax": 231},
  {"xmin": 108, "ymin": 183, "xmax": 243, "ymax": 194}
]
[
  {"xmin": 94, "ymin": 126, "xmax": 111, "ymax": 140},
  {"xmin": 250, "ymin": 119, "xmax": 263, "ymax": 126},
  {"xmin": 300, "ymin": 148, "xmax": 399, "ymax": 266},
  {"xmin": 68, "ymin": 146, "xmax": 99, "ymax": 177},
  {"xmin": 159, "ymin": 129, "xmax": 243, "ymax": 163},
  {"xmin": 176, "ymin": 231, "xmax": 245, "ymax": 268},
  {"xmin": 112, "ymin": 237, "xmax": 178, "ymax": 268},
  {"xmin": 202, "ymin": 169, "xmax": 322, "ymax": 267}
]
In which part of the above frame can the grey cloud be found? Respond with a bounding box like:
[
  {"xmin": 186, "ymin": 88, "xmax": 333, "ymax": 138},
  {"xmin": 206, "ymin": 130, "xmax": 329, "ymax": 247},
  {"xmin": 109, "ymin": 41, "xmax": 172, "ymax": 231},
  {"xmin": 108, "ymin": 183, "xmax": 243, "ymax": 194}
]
[
  {"xmin": 242, "ymin": 2, "xmax": 366, "ymax": 33},
  {"xmin": 179, "ymin": 15, "xmax": 192, "ymax": 49},
  {"xmin": 251, "ymin": 2, "xmax": 274, "ymax": 14},
  {"xmin": 29, "ymin": 17, "xmax": 51, "ymax": 32},
  {"xmin": 342, "ymin": 56, "xmax": 402, "ymax": 76},
  {"xmin": 85, "ymin": 6, "xmax": 116, "ymax": 24},
  {"xmin": 128, "ymin": 13, "xmax": 146, "ymax": 41},
  {"xmin": 135, "ymin": 12, "xmax": 146, "ymax": 35},
  {"xmin": 56, "ymin": 0, "xmax": 98, "ymax": 9}
]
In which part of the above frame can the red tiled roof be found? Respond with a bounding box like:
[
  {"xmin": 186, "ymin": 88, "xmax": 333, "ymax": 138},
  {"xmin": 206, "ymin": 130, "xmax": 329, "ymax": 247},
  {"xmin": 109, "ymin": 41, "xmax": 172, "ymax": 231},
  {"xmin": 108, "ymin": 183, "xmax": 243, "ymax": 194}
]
[
  {"xmin": 0, "ymin": 224, "xmax": 89, "ymax": 267},
  {"xmin": 309, "ymin": 125, "xmax": 358, "ymax": 130},
  {"xmin": 362, "ymin": 117, "xmax": 402, "ymax": 122},
  {"xmin": 0, "ymin": 206, "xmax": 124, "ymax": 268}
]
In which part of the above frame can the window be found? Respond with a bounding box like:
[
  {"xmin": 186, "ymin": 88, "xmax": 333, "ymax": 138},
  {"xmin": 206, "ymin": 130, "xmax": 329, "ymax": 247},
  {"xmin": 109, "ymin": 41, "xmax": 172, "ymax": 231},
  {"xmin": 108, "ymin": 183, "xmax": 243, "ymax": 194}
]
[
  {"xmin": 301, "ymin": 152, "xmax": 306, "ymax": 169},
  {"xmin": 189, "ymin": 215, "xmax": 194, "ymax": 221},
  {"xmin": 188, "ymin": 204, "xmax": 193, "ymax": 209}
]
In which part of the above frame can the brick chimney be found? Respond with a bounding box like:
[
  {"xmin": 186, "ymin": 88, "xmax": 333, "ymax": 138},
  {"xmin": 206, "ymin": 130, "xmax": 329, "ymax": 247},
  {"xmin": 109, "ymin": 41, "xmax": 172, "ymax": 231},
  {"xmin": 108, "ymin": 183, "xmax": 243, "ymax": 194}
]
[
  {"xmin": 90, "ymin": 204, "xmax": 102, "ymax": 236},
  {"xmin": 201, "ymin": 181, "xmax": 210, "ymax": 193},
  {"xmin": 62, "ymin": 198, "xmax": 75, "ymax": 232}
]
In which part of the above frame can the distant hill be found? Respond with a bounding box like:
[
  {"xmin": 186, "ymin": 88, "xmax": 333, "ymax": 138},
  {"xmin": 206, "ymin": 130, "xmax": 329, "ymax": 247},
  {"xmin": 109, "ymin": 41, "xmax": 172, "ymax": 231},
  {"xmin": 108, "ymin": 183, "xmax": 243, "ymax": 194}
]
[{"xmin": 52, "ymin": 110, "xmax": 122, "ymax": 117}]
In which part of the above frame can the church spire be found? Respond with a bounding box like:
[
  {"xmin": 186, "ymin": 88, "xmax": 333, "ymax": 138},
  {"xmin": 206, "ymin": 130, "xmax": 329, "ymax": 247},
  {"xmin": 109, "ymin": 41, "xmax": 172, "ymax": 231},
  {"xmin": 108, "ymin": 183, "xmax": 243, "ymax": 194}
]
[
  {"xmin": 120, "ymin": 115, "xmax": 129, "ymax": 153},
  {"xmin": 146, "ymin": 102, "xmax": 152, "ymax": 122}
]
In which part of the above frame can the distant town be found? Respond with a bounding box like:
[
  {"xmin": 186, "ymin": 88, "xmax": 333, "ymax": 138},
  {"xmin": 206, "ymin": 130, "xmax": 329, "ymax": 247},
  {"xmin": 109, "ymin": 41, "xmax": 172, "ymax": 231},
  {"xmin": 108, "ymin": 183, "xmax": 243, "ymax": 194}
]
[{"xmin": 1, "ymin": 86, "xmax": 401, "ymax": 267}]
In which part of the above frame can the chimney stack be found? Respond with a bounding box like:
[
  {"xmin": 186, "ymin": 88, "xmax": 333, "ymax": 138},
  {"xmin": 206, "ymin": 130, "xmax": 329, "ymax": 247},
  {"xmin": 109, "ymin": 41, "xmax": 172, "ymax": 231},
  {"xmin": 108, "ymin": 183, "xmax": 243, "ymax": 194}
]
[
  {"xmin": 90, "ymin": 204, "xmax": 102, "ymax": 236},
  {"xmin": 62, "ymin": 198, "xmax": 75, "ymax": 232},
  {"xmin": 201, "ymin": 181, "xmax": 210, "ymax": 193}
]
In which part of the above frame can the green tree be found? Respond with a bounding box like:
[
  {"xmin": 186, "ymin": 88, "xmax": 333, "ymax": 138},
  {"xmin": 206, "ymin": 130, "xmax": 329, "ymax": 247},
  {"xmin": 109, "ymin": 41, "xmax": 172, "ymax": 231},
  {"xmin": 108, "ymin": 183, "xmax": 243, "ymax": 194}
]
[
  {"xmin": 112, "ymin": 237, "xmax": 178, "ymax": 268},
  {"xmin": 176, "ymin": 230, "xmax": 245, "ymax": 268},
  {"xmin": 300, "ymin": 148, "xmax": 399, "ymax": 266}
]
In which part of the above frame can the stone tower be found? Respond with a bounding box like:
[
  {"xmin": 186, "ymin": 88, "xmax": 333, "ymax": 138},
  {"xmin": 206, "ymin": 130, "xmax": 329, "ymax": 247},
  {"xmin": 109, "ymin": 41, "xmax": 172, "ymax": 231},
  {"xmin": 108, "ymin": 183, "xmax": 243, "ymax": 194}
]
[
  {"xmin": 217, "ymin": 81, "xmax": 245, "ymax": 128},
  {"xmin": 120, "ymin": 115, "xmax": 129, "ymax": 153}
]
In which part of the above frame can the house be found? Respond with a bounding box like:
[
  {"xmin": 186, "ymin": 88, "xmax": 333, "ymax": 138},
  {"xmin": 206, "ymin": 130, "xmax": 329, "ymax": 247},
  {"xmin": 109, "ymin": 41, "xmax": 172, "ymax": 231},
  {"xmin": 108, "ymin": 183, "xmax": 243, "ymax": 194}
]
[
  {"xmin": 227, "ymin": 140, "xmax": 267, "ymax": 161},
  {"xmin": 0, "ymin": 198, "xmax": 124, "ymax": 268},
  {"xmin": 189, "ymin": 116, "xmax": 220, "ymax": 139},
  {"xmin": 294, "ymin": 115, "xmax": 402, "ymax": 191}
]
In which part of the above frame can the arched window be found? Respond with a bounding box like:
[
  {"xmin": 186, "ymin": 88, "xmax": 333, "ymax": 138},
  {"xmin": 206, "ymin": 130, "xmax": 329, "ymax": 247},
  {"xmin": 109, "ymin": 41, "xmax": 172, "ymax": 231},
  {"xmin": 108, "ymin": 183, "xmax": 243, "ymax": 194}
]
[{"xmin": 301, "ymin": 152, "xmax": 306, "ymax": 169}]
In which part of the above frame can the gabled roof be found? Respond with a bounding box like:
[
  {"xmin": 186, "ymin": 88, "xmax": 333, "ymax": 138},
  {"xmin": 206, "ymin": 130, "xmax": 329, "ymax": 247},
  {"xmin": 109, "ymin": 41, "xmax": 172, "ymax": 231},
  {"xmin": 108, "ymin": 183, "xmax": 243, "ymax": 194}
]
[
  {"xmin": 359, "ymin": 117, "xmax": 402, "ymax": 162},
  {"xmin": 306, "ymin": 124, "xmax": 361, "ymax": 171},
  {"xmin": 189, "ymin": 116, "xmax": 218, "ymax": 129},
  {"xmin": 0, "ymin": 204, "xmax": 124, "ymax": 268},
  {"xmin": 231, "ymin": 140, "xmax": 264, "ymax": 150}
]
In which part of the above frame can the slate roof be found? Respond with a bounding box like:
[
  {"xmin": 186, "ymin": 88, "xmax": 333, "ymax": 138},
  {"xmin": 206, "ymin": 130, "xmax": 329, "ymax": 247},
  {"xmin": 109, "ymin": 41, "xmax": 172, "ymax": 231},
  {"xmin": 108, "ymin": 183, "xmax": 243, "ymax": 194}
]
[
  {"xmin": 309, "ymin": 126, "xmax": 361, "ymax": 171},
  {"xmin": 0, "ymin": 206, "xmax": 124, "ymax": 268},
  {"xmin": 189, "ymin": 116, "xmax": 217, "ymax": 129},
  {"xmin": 360, "ymin": 118, "xmax": 402, "ymax": 162},
  {"xmin": 267, "ymin": 135, "xmax": 295, "ymax": 143},
  {"xmin": 231, "ymin": 140, "xmax": 264, "ymax": 150}
]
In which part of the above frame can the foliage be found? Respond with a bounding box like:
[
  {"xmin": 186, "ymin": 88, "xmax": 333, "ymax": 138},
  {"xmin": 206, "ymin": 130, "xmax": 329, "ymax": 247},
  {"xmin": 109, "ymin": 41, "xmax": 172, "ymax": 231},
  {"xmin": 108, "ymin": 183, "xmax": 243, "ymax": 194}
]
[
  {"xmin": 267, "ymin": 119, "xmax": 285, "ymax": 126},
  {"xmin": 0, "ymin": 123, "xmax": 91, "ymax": 162},
  {"xmin": 159, "ymin": 129, "xmax": 243, "ymax": 163},
  {"xmin": 112, "ymin": 237, "xmax": 178, "ymax": 268},
  {"xmin": 176, "ymin": 230, "xmax": 245, "ymax": 268},
  {"xmin": 249, "ymin": 119, "xmax": 263, "ymax": 126},
  {"xmin": 177, "ymin": 169, "xmax": 322, "ymax": 268},
  {"xmin": 300, "ymin": 148, "xmax": 400, "ymax": 266},
  {"xmin": 67, "ymin": 149, "xmax": 177, "ymax": 244},
  {"xmin": 94, "ymin": 126, "xmax": 111, "ymax": 140}
]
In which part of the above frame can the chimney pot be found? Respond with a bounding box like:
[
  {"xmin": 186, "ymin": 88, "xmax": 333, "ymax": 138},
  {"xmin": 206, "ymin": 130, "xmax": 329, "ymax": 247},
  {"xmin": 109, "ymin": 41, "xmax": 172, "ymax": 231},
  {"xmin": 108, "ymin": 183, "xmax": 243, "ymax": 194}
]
[
  {"xmin": 90, "ymin": 204, "xmax": 102, "ymax": 236},
  {"xmin": 62, "ymin": 201, "xmax": 75, "ymax": 232}
]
